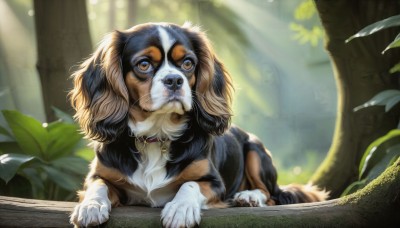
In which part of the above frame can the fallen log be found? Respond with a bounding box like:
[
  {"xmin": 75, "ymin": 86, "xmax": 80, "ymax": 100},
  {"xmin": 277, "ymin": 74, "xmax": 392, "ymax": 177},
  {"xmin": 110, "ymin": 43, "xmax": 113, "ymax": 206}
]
[{"xmin": 1, "ymin": 159, "xmax": 399, "ymax": 227}]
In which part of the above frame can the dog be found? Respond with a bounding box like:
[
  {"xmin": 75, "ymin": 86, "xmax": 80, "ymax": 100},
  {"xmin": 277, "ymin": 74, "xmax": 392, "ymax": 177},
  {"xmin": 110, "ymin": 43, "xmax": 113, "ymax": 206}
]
[{"xmin": 69, "ymin": 22, "xmax": 328, "ymax": 227}]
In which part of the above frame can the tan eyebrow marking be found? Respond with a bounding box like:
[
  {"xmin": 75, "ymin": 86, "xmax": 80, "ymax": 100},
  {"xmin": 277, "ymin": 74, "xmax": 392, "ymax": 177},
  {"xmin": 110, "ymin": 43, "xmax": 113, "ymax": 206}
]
[
  {"xmin": 134, "ymin": 46, "xmax": 162, "ymax": 62},
  {"xmin": 171, "ymin": 44, "xmax": 187, "ymax": 62}
]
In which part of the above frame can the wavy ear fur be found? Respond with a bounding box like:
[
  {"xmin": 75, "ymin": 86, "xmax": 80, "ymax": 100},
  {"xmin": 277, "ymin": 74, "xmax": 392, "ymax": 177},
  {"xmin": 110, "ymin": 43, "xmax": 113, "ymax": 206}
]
[
  {"xmin": 183, "ymin": 25, "xmax": 233, "ymax": 135},
  {"xmin": 69, "ymin": 31, "xmax": 129, "ymax": 143}
]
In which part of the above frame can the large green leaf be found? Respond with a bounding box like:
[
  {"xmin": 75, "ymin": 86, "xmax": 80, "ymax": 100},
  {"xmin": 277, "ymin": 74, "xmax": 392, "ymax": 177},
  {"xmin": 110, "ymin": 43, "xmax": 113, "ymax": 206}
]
[
  {"xmin": 2, "ymin": 110, "xmax": 49, "ymax": 157},
  {"xmin": 51, "ymin": 156, "xmax": 89, "ymax": 176},
  {"xmin": 353, "ymin": 90, "xmax": 400, "ymax": 112},
  {"xmin": 382, "ymin": 32, "xmax": 400, "ymax": 54},
  {"xmin": 74, "ymin": 139, "xmax": 94, "ymax": 161},
  {"xmin": 0, "ymin": 125, "xmax": 13, "ymax": 140},
  {"xmin": 41, "ymin": 165, "xmax": 81, "ymax": 191},
  {"xmin": 346, "ymin": 14, "xmax": 400, "ymax": 43},
  {"xmin": 45, "ymin": 122, "xmax": 81, "ymax": 160},
  {"xmin": 0, "ymin": 153, "xmax": 35, "ymax": 183},
  {"xmin": 0, "ymin": 142, "xmax": 24, "ymax": 155},
  {"xmin": 359, "ymin": 129, "xmax": 400, "ymax": 179}
]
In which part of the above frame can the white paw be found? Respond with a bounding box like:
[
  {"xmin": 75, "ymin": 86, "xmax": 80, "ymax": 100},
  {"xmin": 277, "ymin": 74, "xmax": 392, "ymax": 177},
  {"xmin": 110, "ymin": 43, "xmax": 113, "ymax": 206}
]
[
  {"xmin": 161, "ymin": 200, "xmax": 201, "ymax": 228},
  {"xmin": 161, "ymin": 182, "xmax": 205, "ymax": 228},
  {"xmin": 233, "ymin": 189, "xmax": 267, "ymax": 207},
  {"xmin": 70, "ymin": 198, "xmax": 111, "ymax": 227}
]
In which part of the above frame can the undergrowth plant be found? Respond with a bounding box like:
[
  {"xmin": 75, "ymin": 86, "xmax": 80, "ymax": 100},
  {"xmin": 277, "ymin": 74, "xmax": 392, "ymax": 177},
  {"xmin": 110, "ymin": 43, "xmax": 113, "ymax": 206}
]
[
  {"xmin": 0, "ymin": 109, "xmax": 93, "ymax": 201},
  {"xmin": 342, "ymin": 14, "xmax": 400, "ymax": 196}
]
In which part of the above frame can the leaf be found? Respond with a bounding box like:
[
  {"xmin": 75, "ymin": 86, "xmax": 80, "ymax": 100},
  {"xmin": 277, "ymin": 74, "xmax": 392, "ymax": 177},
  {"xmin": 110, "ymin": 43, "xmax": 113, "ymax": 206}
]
[
  {"xmin": 294, "ymin": 0, "xmax": 315, "ymax": 21},
  {"xmin": 2, "ymin": 110, "xmax": 49, "ymax": 157},
  {"xmin": 20, "ymin": 167, "xmax": 45, "ymax": 199},
  {"xmin": 75, "ymin": 147, "xmax": 95, "ymax": 161},
  {"xmin": 45, "ymin": 122, "xmax": 81, "ymax": 160},
  {"xmin": 390, "ymin": 62, "xmax": 400, "ymax": 74},
  {"xmin": 359, "ymin": 129, "xmax": 400, "ymax": 179},
  {"xmin": 0, "ymin": 142, "xmax": 24, "ymax": 155},
  {"xmin": 41, "ymin": 165, "xmax": 81, "ymax": 191},
  {"xmin": 341, "ymin": 180, "xmax": 366, "ymax": 197},
  {"xmin": 0, "ymin": 153, "xmax": 35, "ymax": 183},
  {"xmin": 0, "ymin": 125, "xmax": 13, "ymax": 139},
  {"xmin": 382, "ymin": 32, "xmax": 400, "ymax": 54},
  {"xmin": 52, "ymin": 107, "xmax": 75, "ymax": 124},
  {"xmin": 385, "ymin": 95, "xmax": 400, "ymax": 112},
  {"xmin": 51, "ymin": 156, "xmax": 89, "ymax": 176},
  {"xmin": 346, "ymin": 14, "xmax": 400, "ymax": 43},
  {"xmin": 364, "ymin": 146, "xmax": 400, "ymax": 181},
  {"xmin": 353, "ymin": 90, "xmax": 400, "ymax": 112}
]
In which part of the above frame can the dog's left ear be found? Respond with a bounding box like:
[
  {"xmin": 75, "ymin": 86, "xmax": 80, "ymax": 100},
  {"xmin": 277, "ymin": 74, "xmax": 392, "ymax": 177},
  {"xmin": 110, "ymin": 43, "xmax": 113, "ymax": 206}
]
[{"xmin": 183, "ymin": 24, "xmax": 233, "ymax": 135}]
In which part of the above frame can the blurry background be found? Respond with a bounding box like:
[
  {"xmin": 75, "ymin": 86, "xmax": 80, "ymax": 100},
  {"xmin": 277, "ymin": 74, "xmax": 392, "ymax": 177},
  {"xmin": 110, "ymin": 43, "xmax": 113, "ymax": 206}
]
[{"xmin": 0, "ymin": 0, "xmax": 336, "ymax": 185}]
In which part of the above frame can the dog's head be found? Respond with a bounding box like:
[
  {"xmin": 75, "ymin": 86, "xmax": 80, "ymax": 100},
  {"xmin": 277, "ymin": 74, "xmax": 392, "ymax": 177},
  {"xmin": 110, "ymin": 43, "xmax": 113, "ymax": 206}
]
[{"xmin": 70, "ymin": 22, "xmax": 233, "ymax": 142}]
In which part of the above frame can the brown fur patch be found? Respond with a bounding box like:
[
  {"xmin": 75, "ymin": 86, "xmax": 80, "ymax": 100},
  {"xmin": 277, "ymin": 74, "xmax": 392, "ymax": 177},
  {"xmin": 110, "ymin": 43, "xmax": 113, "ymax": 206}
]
[
  {"xmin": 178, "ymin": 159, "xmax": 209, "ymax": 181},
  {"xmin": 171, "ymin": 45, "xmax": 186, "ymax": 62},
  {"xmin": 68, "ymin": 31, "xmax": 129, "ymax": 142},
  {"xmin": 134, "ymin": 46, "xmax": 162, "ymax": 62},
  {"xmin": 244, "ymin": 150, "xmax": 272, "ymax": 204},
  {"xmin": 81, "ymin": 158, "xmax": 131, "ymax": 207},
  {"xmin": 125, "ymin": 72, "xmax": 153, "ymax": 112}
]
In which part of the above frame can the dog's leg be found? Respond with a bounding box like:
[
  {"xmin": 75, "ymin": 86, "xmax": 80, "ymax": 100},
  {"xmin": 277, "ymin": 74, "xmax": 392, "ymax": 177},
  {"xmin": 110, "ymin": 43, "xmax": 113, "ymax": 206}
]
[
  {"xmin": 234, "ymin": 149, "xmax": 277, "ymax": 207},
  {"xmin": 70, "ymin": 179, "xmax": 115, "ymax": 227},
  {"xmin": 161, "ymin": 181, "xmax": 206, "ymax": 228}
]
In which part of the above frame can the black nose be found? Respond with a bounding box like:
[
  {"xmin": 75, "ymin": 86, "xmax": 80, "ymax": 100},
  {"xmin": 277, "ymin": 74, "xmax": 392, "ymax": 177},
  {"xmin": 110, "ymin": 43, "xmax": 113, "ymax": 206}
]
[{"xmin": 163, "ymin": 74, "xmax": 184, "ymax": 91}]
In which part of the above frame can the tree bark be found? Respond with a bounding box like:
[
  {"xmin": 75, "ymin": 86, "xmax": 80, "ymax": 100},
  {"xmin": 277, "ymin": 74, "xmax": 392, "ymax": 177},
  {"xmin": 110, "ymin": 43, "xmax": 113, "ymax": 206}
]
[
  {"xmin": 34, "ymin": 0, "xmax": 92, "ymax": 121},
  {"xmin": 1, "ymin": 158, "xmax": 399, "ymax": 227},
  {"xmin": 311, "ymin": 0, "xmax": 400, "ymax": 198}
]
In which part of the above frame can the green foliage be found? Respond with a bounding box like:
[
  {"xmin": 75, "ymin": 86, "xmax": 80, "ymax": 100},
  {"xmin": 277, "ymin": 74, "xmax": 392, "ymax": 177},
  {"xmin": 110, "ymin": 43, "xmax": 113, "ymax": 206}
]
[
  {"xmin": 346, "ymin": 14, "xmax": 400, "ymax": 72},
  {"xmin": 353, "ymin": 90, "xmax": 400, "ymax": 113},
  {"xmin": 345, "ymin": 88, "xmax": 400, "ymax": 196},
  {"xmin": 345, "ymin": 15, "xmax": 400, "ymax": 44},
  {"xmin": 341, "ymin": 130, "xmax": 400, "ymax": 196},
  {"xmin": 0, "ymin": 110, "xmax": 93, "ymax": 201},
  {"xmin": 290, "ymin": 24, "xmax": 323, "ymax": 47},
  {"xmin": 290, "ymin": 0, "xmax": 323, "ymax": 47}
]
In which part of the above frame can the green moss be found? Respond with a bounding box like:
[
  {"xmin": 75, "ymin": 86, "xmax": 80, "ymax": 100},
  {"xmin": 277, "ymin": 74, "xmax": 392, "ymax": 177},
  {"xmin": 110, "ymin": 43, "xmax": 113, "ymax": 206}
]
[{"xmin": 339, "ymin": 158, "xmax": 400, "ymax": 206}]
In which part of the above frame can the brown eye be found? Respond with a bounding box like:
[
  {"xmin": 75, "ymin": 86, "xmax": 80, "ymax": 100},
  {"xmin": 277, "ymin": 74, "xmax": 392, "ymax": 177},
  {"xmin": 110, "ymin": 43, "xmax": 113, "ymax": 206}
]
[
  {"xmin": 137, "ymin": 60, "xmax": 153, "ymax": 73},
  {"xmin": 181, "ymin": 59, "xmax": 194, "ymax": 71}
]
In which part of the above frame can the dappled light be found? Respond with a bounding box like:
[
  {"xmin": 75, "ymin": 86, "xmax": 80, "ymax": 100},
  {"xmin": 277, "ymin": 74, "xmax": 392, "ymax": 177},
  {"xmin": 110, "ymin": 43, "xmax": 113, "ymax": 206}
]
[
  {"xmin": 1, "ymin": 0, "xmax": 400, "ymax": 227},
  {"xmin": 1, "ymin": 0, "xmax": 337, "ymax": 185}
]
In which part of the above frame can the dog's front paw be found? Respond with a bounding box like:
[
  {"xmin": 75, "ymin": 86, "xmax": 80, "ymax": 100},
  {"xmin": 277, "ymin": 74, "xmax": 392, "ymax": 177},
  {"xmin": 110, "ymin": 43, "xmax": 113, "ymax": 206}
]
[
  {"xmin": 161, "ymin": 200, "xmax": 201, "ymax": 228},
  {"xmin": 70, "ymin": 198, "xmax": 111, "ymax": 227},
  {"xmin": 234, "ymin": 189, "xmax": 267, "ymax": 207}
]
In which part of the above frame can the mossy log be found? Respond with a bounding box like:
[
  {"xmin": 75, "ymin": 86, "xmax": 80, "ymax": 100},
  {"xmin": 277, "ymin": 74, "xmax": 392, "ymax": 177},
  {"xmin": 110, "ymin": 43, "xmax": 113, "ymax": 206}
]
[{"xmin": 1, "ymin": 159, "xmax": 399, "ymax": 227}]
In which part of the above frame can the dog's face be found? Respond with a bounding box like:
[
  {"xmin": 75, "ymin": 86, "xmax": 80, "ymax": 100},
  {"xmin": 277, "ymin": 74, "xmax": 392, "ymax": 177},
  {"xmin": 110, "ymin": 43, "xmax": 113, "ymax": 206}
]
[
  {"xmin": 122, "ymin": 24, "xmax": 197, "ymax": 115},
  {"xmin": 70, "ymin": 23, "xmax": 233, "ymax": 142}
]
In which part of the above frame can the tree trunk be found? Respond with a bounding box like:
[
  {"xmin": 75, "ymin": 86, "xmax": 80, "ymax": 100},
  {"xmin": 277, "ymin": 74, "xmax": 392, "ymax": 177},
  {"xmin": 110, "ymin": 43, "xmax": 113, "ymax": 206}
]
[
  {"xmin": 126, "ymin": 0, "xmax": 138, "ymax": 28},
  {"xmin": 311, "ymin": 0, "xmax": 400, "ymax": 198},
  {"xmin": 1, "ymin": 158, "xmax": 399, "ymax": 227},
  {"xmin": 33, "ymin": 0, "xmax": 92, "ymax": 121}
]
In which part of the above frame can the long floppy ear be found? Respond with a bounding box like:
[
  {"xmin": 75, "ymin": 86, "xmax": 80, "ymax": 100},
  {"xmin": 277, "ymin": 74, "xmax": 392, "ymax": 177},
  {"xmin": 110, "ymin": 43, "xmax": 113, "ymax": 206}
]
[
  {"xmin": 69, "ymin": 31, "xmax": 129, "ymax": 143},
  {"xmin": 183, "ymin": 24, "xmax": 233, "ymax": 135}
]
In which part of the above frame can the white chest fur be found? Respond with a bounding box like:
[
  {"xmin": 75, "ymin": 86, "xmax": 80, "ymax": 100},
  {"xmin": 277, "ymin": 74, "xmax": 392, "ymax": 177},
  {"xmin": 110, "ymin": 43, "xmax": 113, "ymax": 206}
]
[
  {"xmin": 127, "ymin": 142, "xmax": 175, "ymax": 207},
  {"xmin": 127, "ymin": 113, "xmax": 187, "ymax": 207}
]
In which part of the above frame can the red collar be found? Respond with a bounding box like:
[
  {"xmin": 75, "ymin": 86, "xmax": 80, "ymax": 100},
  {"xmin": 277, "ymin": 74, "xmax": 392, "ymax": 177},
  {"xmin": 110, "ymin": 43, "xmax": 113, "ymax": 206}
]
[{"xmin": 135, "ymin": 136, "xmax": 167, "ymax": 143}]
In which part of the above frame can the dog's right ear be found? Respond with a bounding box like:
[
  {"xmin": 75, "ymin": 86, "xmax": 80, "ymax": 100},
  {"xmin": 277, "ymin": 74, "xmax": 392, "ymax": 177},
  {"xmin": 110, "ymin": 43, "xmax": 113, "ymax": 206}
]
[{"xmin": 69, "ymin": 31, "xmax": 129, "ymax": 143}]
